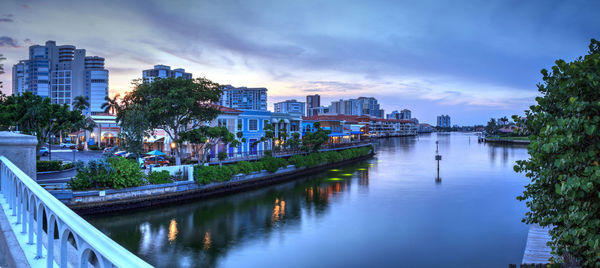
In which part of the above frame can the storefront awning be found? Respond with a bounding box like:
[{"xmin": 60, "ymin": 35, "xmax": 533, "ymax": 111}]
[
  {"xmin": 351, "ymin": 131, "xmax": 363, "ymax": 135},
  {"xmin": 328, "ymin": 133, "xmax": 348, "ymax": 137}
]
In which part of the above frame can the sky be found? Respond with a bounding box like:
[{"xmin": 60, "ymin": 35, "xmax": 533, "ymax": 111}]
[{"xmin": 1, "ymin": 0, "xmax": 599, "ymax": 125}]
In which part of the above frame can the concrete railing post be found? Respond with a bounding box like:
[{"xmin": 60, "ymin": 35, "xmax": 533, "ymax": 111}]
[
  {"xmin": 0, "ymin": 132, "xmax": 38, "ymax": 181},
  {"xmin": 188, "ymin": 166, "xmax": 194, "ymax": 181}
]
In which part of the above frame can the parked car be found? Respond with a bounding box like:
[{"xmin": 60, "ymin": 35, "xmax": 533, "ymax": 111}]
[
  {"xmin": 114, "ymin": 151, "xmax": 127, "ymax": 157},
  {"xmin": 60, "ymin": 142, "xmax": 76, "ymax": 148},
  {"xmin": 39, "ymin": 147, "xmax": 49, "ymax": 156},
  {"xmin": 143, "ymin": 156, "xmax": 170, "ymax": 167},
  {"xmin": 103, "ymin": 147, "xmax": 116, "ymax": 153}
]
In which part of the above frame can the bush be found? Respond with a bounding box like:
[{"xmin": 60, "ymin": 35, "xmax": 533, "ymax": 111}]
[
  {"xmin": 107, "ymin": 158, "xmax": 144, "ymax": 189},
  {"xmin": 264, "ymin": 150, "xmax": 273, "ymax": 157},
  {"xmin": 36, "ymin": 160, "xmax": 63, "ymax": 172},
  {"xmin": 89, "ymin": 145, "xmax": 100, "ymax": 150},
  {"xmin": 236, "ymin": 161, "xmax": 254, "ymax": 174},
  {"xmin": 288, "ymin": 154, "xmax": 307, "ymax": 168},
  {"xmin": 194, "ymin": 165, "xmax": 233, "ymax": 184},
  {"xmin": 514, "ymin": 39, "xmax": 600, "ymax": 266},
  {"xmin": 147, "ymin": 170, "xmax": 172, "ymax": 184},
  {"xmin": 218, "ymin": 151, "xmax": 228, "ymax": 161},
  {"xmin": 69, "ymin": 176, "xmax": 91, "ymax": 191},
  {"xmin": 261, "ymin": 156, "xmax": 288, "ymax": 173},
  {"xmin": 69, "ymin": 159, "xmax": 113, "ymax": 190}
]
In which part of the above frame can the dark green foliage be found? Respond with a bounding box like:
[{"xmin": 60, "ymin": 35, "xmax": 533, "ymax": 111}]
[
  {"xmin": 194, "ymin": 165, "xmax": 232, "ymax": 184},
  {"xmin": 261, "ymin": 156, "xmax": 289, "ymax": 173},
  {"xmin": 514, "ymin": 39, "xmax": 600, "ymax": 266},
  {"xmin": 36, "ymin": 160, "xmax": 63, "ymax": 172},
  {"xmin": 302, "ymin": 122, "xmax": 332, "ymax": 152},
  {"xmin": 147, "ymin": 170, "xmax": 172, "ymax": 184},
  {"xmin": 218, "ymin": 151, "xmax": 228, "ymax": 161},
  {"xmin": 107, "ymin": 157, "xmax": 144, "ymax": 189},
  {"xmin": 236, "ymin": 161, "xmax": 254, "ymax": 174},
  {"xmin": 62, "ymin": 162, "xmax": 74, "ymax": 170},
  {"xmin": 264, "ymin": 150, "xmax": 273, "ymax": 157},
  {"xmin": 70, "ymin": 159, "xmax": 113, "ymax": 190},
  {"xmin": 88, "ymin": 145, "xmax": 100, "ymax": 150}
]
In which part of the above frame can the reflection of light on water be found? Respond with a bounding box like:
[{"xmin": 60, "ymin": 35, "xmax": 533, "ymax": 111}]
[
  {"xmin": 272, "ymin": 198, "xmax": 286, "ymax": 223},
  {"xmin": 342, "ymin": 173, "xmax": 353, "ymax": 176},
  {"xmin": 329, "ymin": 169, "xmax": 340, "ymax": 172},
  {"xmin": 328, "ymin": 178, "xmax": 342, "ymax": 181},
  {"xmin": 203, "ymin": 232, "xmax": 212, "ymax": 250},
  {"xmin": 168, "ymin": 219, "xmax": 178, "ymax": 243},
  {"xmin": 139, "ymin": 222, "xmax": 152, "ymax": 254},
  {"xmin": 358, "ymin": 168, "xmax": 367, "ymax": 171}
]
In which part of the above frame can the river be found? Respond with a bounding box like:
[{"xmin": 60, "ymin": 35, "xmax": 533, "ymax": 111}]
[{"xmin": 88, "ymin": 133, "xmax": 530, "ymax": 267}]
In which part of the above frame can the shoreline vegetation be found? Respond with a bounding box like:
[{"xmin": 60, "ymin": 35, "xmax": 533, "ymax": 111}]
[{"xmin": 53, "ymin": 145, "xmax": 374, "ymax": 214}]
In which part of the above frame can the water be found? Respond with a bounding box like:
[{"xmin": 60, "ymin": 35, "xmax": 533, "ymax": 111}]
[{"xmin": 89, "ymin": 133, "xmax": 531, "ymax": 267}]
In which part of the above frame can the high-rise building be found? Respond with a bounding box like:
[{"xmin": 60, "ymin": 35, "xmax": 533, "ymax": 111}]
[
  {"xmin": 307, "ymin": 106, "xmax": 330, "ymax": 117},
  {"xmin": 387, "ymin": 109, "xmax": 412, "ymax": 120},
  {"xmin": 437, "ymin": 115, "xmax": 451, "ymax": 128},
  {"xmin": 274, "ymin": 99, "xmax": 305, "ymax": 115},
  {"xmin": 357, "ymin": 97, "xmax": 383, "ymax": 118},
  {"xmin": 220, "ymin": 85, "xmax": 267, "ymax": 110},
  {"xmin": 142, "ymin": 64, "xmax": 192, "ymax": 83},
  {"xmin": 306, "ymin": 94, "xmax": 320, "ymax": 115},
  {"xmin": 12, "ymin": 40, "xmax": 108, "ymax": 115}
]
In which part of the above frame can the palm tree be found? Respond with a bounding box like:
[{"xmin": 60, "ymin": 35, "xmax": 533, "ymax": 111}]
[
  {"xmin": 101, "ymin": 94, "xmax": 120, "ymax": 115},
  {"xmin": 72, "ymin": 95, "xmax": 90, "ymax": 112},
  {"xmin": 80, "ymin": 117, "xmax": 96, "ymax": 151}
]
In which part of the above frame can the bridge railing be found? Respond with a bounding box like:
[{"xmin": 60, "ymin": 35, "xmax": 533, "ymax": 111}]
[{"xmin": 0, "ymin": 155, "xmax": 153, "ymax": 268}]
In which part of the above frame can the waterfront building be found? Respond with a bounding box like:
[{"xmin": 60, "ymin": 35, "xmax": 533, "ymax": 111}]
[
  {"xmin": 220, "ymin": 85, "xmax": 267, "ymax": 111},
  {"xmin": 326, "ymin": 97, "xmax": 383, "ymax": 118},
  {"xmin": 357, "ymin": 97, "xmax": 384, "ymax": 118},
  {"xmin": 437, "ymin": 115, "xmax": 451, "ymax": 128},
  {"xmin": 307, "ymin": 106, "xmax": 330, "ymax": 117},
  {"xmin": 237, "ymin": 110, "xmax": 272, "ymax": 154},
  {"xmin": 69, "ymin": 113, "xmax": 120, "ymax": 147},
  {"xmin": 306, "ymin": 94, "xmax": 320, "ymax": 115},
  {"xmin": 274, "ymin": 99, "xmax": 306, "ymax": 116},
  {"xmin": 387, "ymin": 109, "xmax": 412, "ymax": 120},
  {"xmin": 417, "ymin": 123, "xmax": 434, "ymax": 133},
  {"xmin": 12, "ymin": 40, "xmax": 109, "ymax": 115},
  {"xmin": 142, "ymin": 64, "xmax": 192, "ymax": 83}
]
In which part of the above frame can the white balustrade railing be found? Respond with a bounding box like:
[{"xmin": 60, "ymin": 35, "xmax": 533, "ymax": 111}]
[{"xmin": 0, "ymin": 156, "xmax": 153, "ymax": 268}]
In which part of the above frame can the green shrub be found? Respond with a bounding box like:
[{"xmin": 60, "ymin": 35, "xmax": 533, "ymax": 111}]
[
  {"xmin": 68, "ymin": 176, "xmax": 91, "ymax": 191},
  {"xmin": 264, "ymin": 150, "xmax": 273, "ymax": 157},
  {"xmin": 261, "ymin": 156, "xmax": 288, "ymax": 173},
  {"xmin": 89, "ymin": 145, "xmax": 100, "ymax": 150},
  {"xmin": 252, "ymin": 161, "xmax": 264, "ymax": 172},
  {"xmin": 218, "ymin": 151, "xmax": 228, "ymax": 161},
  {"xmin": 194, "ymin": 165, "xmax": 234, "ymax": 184},
  {"xmin": 288, "ymin": 154, "xmax": 307, "ymax": 168},
  {"xmin": 147, "ymin": 170, "xmax": 172, "ymax": 184},
  {"xmin": 107, "ymin": 158, "xmax": 144, "ymax": 189},
  {"xmin": 36, "ymin": 160, "xmax": 63, "ymax": 172},
  {"xmin": 236, "ymin": 161, "xmax": 254, "ymax": 174},
  {"xmin": 70, "ymin": 159, "xmax": 113, "ymax": 190}
]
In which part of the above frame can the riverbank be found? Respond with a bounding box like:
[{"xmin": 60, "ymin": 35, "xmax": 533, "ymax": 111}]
[
  {"xmin": 482, "ymin": 137, "xmax": 530, "ymax": 145},
  {"xmin": 61, "ymin": 150, "xmax": 374, "ymax": 215}
]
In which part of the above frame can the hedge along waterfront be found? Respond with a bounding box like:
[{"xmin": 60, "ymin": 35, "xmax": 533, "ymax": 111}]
[
  {"xmin": 194, "ymin": 145, "xmax": 373, "ymax": 185},
  {"xmin": 37, "ymin": 160, "xmax": 74, "ymax": 172}
]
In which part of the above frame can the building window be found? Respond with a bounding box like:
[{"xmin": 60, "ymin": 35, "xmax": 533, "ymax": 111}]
[
  {"xmin": 237, "ymin": 119, "xmax": 242, "ymax": 131},
  {"xmin": 249, "ymin": 119, "xmax": 258, "ymax": 131},
  {"xmin": 218, "ymin": 119, "xmax": 227, "ymax": 127}
]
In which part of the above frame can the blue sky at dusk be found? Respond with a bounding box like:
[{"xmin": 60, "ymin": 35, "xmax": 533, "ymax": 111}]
[{"xmin": 1, "ymin": 0, "xmax": 599, "ymax": 125}]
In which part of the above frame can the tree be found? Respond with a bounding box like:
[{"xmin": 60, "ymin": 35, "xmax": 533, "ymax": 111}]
[
  {"xmin": 514, "ymin": 39, "xmax": 600, "ymax": 266},
  {"xmin": 72, "ymin": 95, "xmax": 94, "ymax": 150},
  {"xmin": 72, "ymin": 95, "xmax": 90, "ymax": 112},
  {"xmin": 180, "ymin": 126, "xmax": 236, "ymax": 164},
  {"xmin": 485, "ymin": 118, "xmax": 498, "ymax": 134},
  {"xmin": 121, "ymin": 77, "xmax": 222, "ymax": 165},
  {"xmin": 287, "ymin": 132, "xmax": 301, "ymax": 151},
  {"xmin": 302, "ymin": 122, "xmax": 331, "ymax": 152},
  {"xmin": 101, "ymin": 94, "xmax": 120, "ymax": 115},
  {"xmin": 117, "ymin": 104, "xmax": 150, "ymax": 159}
]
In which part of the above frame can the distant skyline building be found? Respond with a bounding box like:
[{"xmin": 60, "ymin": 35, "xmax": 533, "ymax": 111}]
[
  {"xmin": 12, "ymin": 40, "xmax": 108, "ymax": 115},
  {"xmin": 306, "ymin": 94, "xmax": 320, "ymax": 115},
  {"xmin": 142, "ymin": 64, "xmax": 192, "ymax": 83},
  {"xmin": 326, "ymin": 97, "xmax": 383, "ymax": 118},
  {"xmin": 437, "ymin": 114, "xmax": 451, "ymax": 128},
  {"xmin": 219, "ymin": 85, "xmax": 267, "ymax": 110},
  {"xmin": 307, "ymin": 106, "xmax": 330, "ymax": 117},
  {"xmin": 387, "ymin": 109, "xmax": 411, "ymax": 120},
  {"xmin": 274, "ymin": 99, "xmax": 305, "ymax": 115}
]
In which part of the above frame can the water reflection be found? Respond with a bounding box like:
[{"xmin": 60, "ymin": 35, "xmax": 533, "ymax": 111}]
[{"xmin": 89, "ymin": 163, "xmax": 371, "ymax": 268}]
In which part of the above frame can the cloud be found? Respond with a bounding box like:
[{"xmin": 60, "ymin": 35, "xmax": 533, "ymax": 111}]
[
  {"xmin": 0, "ymin": 18, "xmax": 13, "ymax": 22},
  {"xmin": 0, "ymin": 36, "xmax": 20, "ymax": 47}
]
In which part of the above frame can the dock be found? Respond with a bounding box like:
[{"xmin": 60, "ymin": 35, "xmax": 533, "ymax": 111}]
[{"xmin": 522, "ymin": 224, "xmax": 553, "ymax": 264}]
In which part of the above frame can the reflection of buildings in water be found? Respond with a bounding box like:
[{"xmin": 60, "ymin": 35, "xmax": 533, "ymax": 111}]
[
  {"xmin": 487, "ymin": 144, "xmax": 524, "ymax": 166},
  {"xmin": 358, "ymin": 169, "xmax": 370, "ymax": 186},
  {"xmin": 375, "ymin": 136, "xmax": 417, "ymax": 154},
  {"xmin": 91, "ymin": 169, "xmax": 361, "ymax": 268}
]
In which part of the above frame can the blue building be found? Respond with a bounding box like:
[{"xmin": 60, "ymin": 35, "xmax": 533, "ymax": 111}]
[{"xmin": 237, "ymin": 110, "xmax": 272, "ymax": 154}]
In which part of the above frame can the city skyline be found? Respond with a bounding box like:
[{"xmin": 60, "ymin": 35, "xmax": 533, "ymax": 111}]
[{"xmin": 1, "ymin": 0, "xmax": 599, "ymax": 125}]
